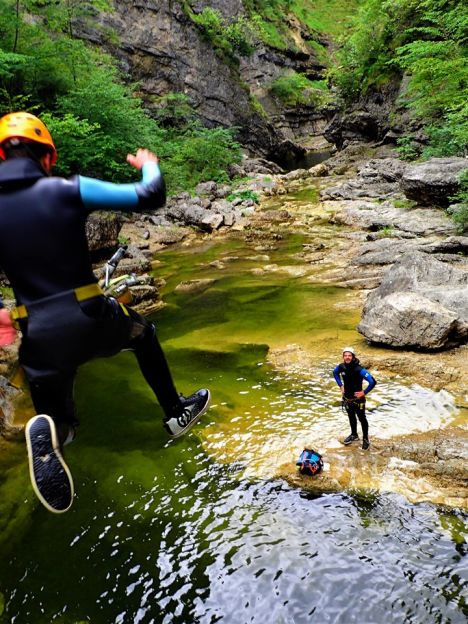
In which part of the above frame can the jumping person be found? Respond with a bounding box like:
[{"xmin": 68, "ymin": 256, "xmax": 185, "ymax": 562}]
[
  {"xmin": 0, "ymin": 112, "xmax": 211, "ymax": 513},
  {"xmin": 333, "ymin": 347, "xmax": 376, "ymax": 450}
]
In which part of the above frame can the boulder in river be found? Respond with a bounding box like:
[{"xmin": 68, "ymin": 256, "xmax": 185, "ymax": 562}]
[
  {"xmin": 400, "ymin": 157, "xmax": 467, "ymax": 207},
  {"xmin": 358, "ymin": 252, "xmax": 468, "ymax": 350},
  {"xmin": 85, "ymin": 211, "xmax": 123, "ymax": 253}
]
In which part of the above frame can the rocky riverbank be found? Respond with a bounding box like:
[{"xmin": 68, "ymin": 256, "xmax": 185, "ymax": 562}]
[
  {"xmin": 1, "ymin": 143, "xmax": 467, "ymax": 507},
  {"xmin": 261, "ymin": 143, "xmax": 467, "ymax": 507},
  {"xmin": 282, "ymin": 426, "xmax": 468, "ymax": 509}
]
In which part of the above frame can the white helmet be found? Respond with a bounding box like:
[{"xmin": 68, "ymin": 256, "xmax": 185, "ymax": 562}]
[{"xmin": 342, "ymin": 346, "xmax": 355, "ymax": 355}]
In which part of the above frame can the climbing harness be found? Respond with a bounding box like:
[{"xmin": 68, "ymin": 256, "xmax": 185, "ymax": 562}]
[
  {"xmin": 341, "ymin": 396, "xmax": 365, "ymax": 414},
  {"xmin": 102, "ymin": 245, "xmax": 128, "ymax": 289},
  {"xmin": 11, "ymin": 283, "xmax": 104, "ymax": 323},
  {"xmin": 99, "ymin": 245, "xmax": 143, "ymax": 303}
]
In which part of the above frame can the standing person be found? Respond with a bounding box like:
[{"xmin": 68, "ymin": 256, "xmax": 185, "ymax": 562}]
[
  {"xmin": 0, "ymin": 111, "xmax": 211, "ymax": 513},
  {"xmin": 333, "ymin": 347, "xmax": 376, "ymax": 450}
]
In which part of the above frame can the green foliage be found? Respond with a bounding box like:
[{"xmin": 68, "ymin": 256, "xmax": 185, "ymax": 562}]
[
  {"xmin": 243, "ymin": 0, "xmax": 357, "ymax": 51},
  {"xmin": 163, "ymin": 125, "xmax": 242, "ymax": 191},
  {"xmin": 422, "ymin": 102, "xmax": 468, "ymax": 158},
  {"xmin": 288, "ymin": 0, "xmax": 359, "ymax": 37},
  {"xmin": 0, "ymin": 49, "xmax": 28, "ymax": 79},
  {"xmin": 191, "ymin": 8, "xmax": 255, "ymax": 60},
  {"xmin": 0, "ymin": 0, "xmax": 112, "ymax": 108},
  {"xmin": 45, "ymin": 91, "xmax": 242, "ymax": 192},
  {"xmin": 376, "ymin": 225, "xmax": 396, "ymax": 238},
  {"xmin": 227, "ymin": 189, "xmax": 260, "ymax": 203},
  {"xmin": 51, "ymin": 62, "xmax": 165, "ymax": 180},
  {"xmin": 396, "ymin": 136, "xmax": 420, "ymax": 161},
  {"xmin": 248, "ymin": 10, "xmax": 288, "ymax": 50},
  {"xmin": 393, "ymin": 198, "xmax": 418, "ymax": 209},
  {"xmin": 118, "ymin": 234, "xmax": 130, "ymax": 246},
  {"xmin": 270, "ymin": 72, "xmax": 331, "ymax": 107},
  {"xmin": 331, "ymin": 0, "xmax": 468, "ymax": 158},
  {"xmin": 328, "ymin": 0, "xmax": 398, "ymax": 102},
  {"xmin": 395, "ymin": 40, "xmax": 467, "ymax": 119},
  {"xmin": 448, "ymin": 168, "xmax": 468, "ymax": 232},
  {"xmin": 449, "ymin": 203, "xmax": 468, "ymax": 232},
  {"xmin": 151, "ymin": 93, "xmax": 196, "ymax": 128},
  {"xmin": 0, "ymin": 1, "xmax": 243, "ymax": 193},
  {"xmin": 225, "ymin": 17, "xmax": 256, "ymax": 56},
  {"xmin": 41, "ymin": 112, "xmax": 104, "ymax": 177},
  {"xmin": 249, "ymin": 93, "xmax": 268, "ymax": 119}
]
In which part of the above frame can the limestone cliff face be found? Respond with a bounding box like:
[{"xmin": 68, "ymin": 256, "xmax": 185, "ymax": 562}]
[
  {"xmin": 324, "ymin": 77, "xmax": 421, "ymax": 151},
  {"xmin": 82, "ymin": 0, "xmax": 328, "ymax": 159}
]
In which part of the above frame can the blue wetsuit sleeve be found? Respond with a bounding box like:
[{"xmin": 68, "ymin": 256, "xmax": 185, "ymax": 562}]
[
  {"xmin": 333, "ymin": 365, "xmax": 343, "ymax": 387},
  {"xmin": 360, "ymin": 368, "xmax": 376, "ymax": 394},
  {"xmin": 78, "ymin": 162, "xmax": 166, "ymax": 213}
]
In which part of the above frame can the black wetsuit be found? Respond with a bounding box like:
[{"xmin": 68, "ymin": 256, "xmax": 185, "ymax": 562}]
[
  {"xmin": 333, "ymin": 359, "xmax": 376, "ymax": 440},
  {"xmin": 0, "ymin": 157, "xmax": 181, "ymax": 443}
]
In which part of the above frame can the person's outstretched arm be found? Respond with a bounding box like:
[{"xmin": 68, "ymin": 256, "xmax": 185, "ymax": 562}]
[{"xmin": 78, "ymin": 149, "xmax": 166, "ymax": 213}]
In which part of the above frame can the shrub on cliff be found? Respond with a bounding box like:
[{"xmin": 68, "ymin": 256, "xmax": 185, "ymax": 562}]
[
  {"xmin": 331, "ymin": 0, "xmax": 468, "ymax": 158},
  {"xmin": 42, "ymin": 80, "xmax": 242, "ymax": 194},
  {"xmin": 0, "ymin": 2, "xmax": 242, "ymax": 194},
  {"xmin": 270, "ymin": 72, "xmax": 330, "ymax": 107},
  {"xmin": 185, "ymin": 6, "xmax": 255, "ymax": 61},
  {"xmin": 449, "ymin": 169, "xmax": 468, "ymax": 233}
]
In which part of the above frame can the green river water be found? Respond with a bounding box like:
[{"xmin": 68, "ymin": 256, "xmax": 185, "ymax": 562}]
[{"xmin": 0, "ymin": 197, "xmax": 467, "ymax": 623}]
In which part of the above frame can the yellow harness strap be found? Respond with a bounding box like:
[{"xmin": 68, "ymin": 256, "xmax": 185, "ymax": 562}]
[
  {"xmin": 74, "ymin": 283, "xmax": 103, "ymax": 302},
  {"xmin": 11, "ymin": 305, "xmax": 27, "ymax": 321},
  {"xmin": 11, "ymin": 283, "xmax": 104, "ymax": 321}
]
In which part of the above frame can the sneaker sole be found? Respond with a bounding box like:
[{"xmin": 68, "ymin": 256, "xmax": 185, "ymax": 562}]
[
  {"xmin": 25, "ymin": 415, "xmax": 74, "ymax": 513},
  {"xmin": 169, "ymin": 389, "xmax": 211, "ymax": 439},
  {"xmin": 343, "ymin": 438, "xmax": 359, "ymax": 446}
]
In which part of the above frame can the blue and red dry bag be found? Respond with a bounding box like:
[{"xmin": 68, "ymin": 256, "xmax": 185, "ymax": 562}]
[{"xmin": 296, "ymin": 448, "xmax": 323, "ymax": 476}]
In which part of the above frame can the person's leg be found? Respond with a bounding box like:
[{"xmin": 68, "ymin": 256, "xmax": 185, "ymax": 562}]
[
  {"xmin": 125, "ymin": 310, "xmax": 210, "ymax": 436},
  {"xmin": 356, "ymin": 401, "xmax": 369, "ymax": 449},
  {"xmin": 25, "ymin": 372, "xmax": 76, "ymax": 513},
  {"xmin": 346, "ymin": 402, "xmax": 358, "ymax": 435},
  {"xmin": 28, "ymin": 372, "xmax": 78, "ymax": 447},
  {"xmin": 126, "ymin": 317, "xmax": 182, "ymax": 416},
  {"xmin": 343, "ymin": 401, "xmax": 359, "ymax": 445}
]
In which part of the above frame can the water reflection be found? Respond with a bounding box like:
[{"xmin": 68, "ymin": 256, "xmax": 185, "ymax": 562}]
[
  {"xmin": 9, "ymin": 475, "xmax": 463, "ymax": 624},
  {"xmin": 278, "ymin": 150, "xmax": 333, "ymax": 172}
]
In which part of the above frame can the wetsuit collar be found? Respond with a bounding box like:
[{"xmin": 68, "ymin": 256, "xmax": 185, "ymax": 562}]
[
  {"xmin": 344, "ymin": 358, "xmax": 360, "ymax": 370},
  {"xmin": 0, "ymin": 157, "xmax": 47, "ymax": 190}
]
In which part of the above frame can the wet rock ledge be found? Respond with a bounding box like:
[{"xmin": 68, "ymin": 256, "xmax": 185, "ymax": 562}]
[{"xmin": 280, "ymin": 427, "xmax": 468, "ymax": 510}]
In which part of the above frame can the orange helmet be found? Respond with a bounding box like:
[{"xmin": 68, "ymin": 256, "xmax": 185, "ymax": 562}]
[{"xmin": 0, "ymin": 112, "xmax": 57, "ymax": 165}]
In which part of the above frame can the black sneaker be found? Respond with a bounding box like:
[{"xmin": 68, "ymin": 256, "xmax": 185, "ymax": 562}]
[
  {"xmin": 362, "ymin": 438, "xmax": 370, "ymax": 451},
  {"xmin": 343, "ymin": 433, "xmax": 359, "ymax": 445},
  {"xmin": 25, "ymin": 415, "xmax": 74, "ymax": 513},
  {"xmin": 164, "ymin": 389, "xmax": 211, "ymax": 438}
]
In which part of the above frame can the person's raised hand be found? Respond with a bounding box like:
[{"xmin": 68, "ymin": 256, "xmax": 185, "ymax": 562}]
[
  {"xmin": 126, "ymin": 149, "xmax": 159, "ymax": 170},
  {"xmin": 0, "ymin": 308, "xmax": 17, "ymax": 347}
]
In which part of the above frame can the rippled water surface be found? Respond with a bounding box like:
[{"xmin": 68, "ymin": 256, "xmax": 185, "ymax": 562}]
[{"xmin": 0, "ymin": 226, "xmax": 467, "ymax": 623}]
